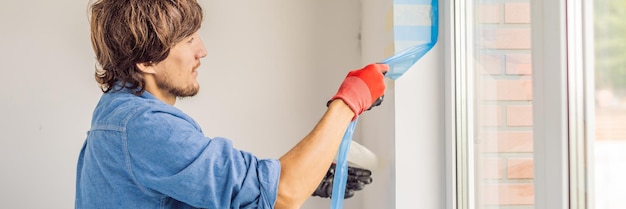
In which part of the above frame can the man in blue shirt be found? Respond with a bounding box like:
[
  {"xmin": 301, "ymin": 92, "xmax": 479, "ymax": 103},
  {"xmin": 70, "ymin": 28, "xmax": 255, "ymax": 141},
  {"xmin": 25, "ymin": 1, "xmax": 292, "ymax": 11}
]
[{"xmin": 75, "ymin": 0, "xmax": 387, "ymax": 208}]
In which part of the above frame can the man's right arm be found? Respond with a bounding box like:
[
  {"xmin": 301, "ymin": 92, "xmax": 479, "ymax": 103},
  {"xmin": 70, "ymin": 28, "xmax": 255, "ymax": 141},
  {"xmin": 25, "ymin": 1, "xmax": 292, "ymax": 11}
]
[
  {"xmin": 275, "ymin": 63, "xmax": 388, "ymax": 209},
  {"xmin": 276, "ymin": 99, "xmax": 354, "ymax": 209}
]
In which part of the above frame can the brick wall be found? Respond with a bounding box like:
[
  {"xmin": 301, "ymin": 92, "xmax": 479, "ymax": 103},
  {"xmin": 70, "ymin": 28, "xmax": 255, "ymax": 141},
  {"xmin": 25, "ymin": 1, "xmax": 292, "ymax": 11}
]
[{"xmin": 475, "ymin": 1, "xmax": 534, "ymax": 208}]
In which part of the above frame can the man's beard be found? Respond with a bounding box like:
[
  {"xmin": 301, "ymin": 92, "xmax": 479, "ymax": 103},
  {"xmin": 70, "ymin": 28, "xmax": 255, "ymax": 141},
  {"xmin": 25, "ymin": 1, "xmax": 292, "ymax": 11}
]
[{"xmin": 155, "ymin": 75, "xmax": 199, "ymax": 98}]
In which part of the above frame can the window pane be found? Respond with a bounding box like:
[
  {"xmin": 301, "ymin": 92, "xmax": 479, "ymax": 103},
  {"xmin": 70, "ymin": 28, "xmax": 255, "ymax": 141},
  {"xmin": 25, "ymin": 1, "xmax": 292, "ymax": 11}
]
[
  {"xmin": 593, "ymin": 0, "xmax": 626, "ymax": 208},
  {"xmin": 472, "ymin": 1, "xmax": 534, "ymax": 208}
]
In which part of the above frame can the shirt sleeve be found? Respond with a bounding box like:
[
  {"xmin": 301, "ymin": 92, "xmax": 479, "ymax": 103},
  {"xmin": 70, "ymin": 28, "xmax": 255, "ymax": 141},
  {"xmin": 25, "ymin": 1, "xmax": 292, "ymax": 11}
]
[{"xmin": 125, "ymin": 107, "xmax": 280, "ymax": 208}]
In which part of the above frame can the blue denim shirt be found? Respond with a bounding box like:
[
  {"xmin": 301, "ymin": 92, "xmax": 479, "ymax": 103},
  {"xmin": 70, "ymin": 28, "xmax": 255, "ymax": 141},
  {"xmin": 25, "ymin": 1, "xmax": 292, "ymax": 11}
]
[{"xmin": 76, "ymin": 89, "xmax": 280, "ymax": 209}]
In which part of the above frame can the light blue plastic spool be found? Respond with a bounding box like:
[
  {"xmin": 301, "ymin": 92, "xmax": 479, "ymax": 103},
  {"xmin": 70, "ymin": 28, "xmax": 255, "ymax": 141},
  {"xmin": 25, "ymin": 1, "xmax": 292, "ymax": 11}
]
[{"xmin": 330, "ymin": 0, "xmax": 438, "ymax": 208}]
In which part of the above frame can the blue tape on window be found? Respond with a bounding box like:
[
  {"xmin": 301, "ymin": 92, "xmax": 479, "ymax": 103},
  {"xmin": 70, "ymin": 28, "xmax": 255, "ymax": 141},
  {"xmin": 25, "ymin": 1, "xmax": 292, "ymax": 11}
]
[{"xmin": 382, "ymin": 0, "xmax": 438, "ymax": 80}]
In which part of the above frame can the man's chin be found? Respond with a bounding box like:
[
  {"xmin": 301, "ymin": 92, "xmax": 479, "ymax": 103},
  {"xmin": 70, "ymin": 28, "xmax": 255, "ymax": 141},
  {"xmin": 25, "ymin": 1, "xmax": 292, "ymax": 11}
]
[
  {"xmin": 180, "ymin": 89, "xmax": 199, "ymax": 98},
  {"xmin": 172, "ymin": 85, "xmax": 200, "ymax": 98}
]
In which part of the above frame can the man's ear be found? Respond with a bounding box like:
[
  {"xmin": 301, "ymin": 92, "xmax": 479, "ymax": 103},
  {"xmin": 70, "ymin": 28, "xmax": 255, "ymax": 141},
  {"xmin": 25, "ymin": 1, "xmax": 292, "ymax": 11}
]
[{"xmin": 136, "ymin": 62, "xmax": 156, "ymax": 74}]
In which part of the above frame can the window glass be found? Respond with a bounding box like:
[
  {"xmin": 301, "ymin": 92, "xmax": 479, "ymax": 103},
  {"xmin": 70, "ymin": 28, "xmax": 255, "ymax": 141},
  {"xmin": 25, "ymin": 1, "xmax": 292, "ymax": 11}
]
[
  {"xmin": 472, "ymin": 1, "xmax": 534, "ymax": 208},
  {"xmin": 593, "ymin": 0, "xmax": 626, "ymax": 208}
]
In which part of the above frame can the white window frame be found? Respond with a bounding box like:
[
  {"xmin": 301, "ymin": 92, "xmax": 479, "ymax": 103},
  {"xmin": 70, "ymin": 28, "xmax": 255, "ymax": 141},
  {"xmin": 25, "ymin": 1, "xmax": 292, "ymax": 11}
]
[
  {"xmin": 445, "ymin": 0, "xmax": 475, "ymax": 208},
  {"xmin": 530, "ymin": 0, "xmax": 570, "ymax": 208},
  {"xmin": 530, "ymin": 0, "xmax": 597, "ymax": 208},
  {"xmin": 446, "ymin": 0, "xmax": 593, "ymax": 209},
  {"xmin": 532, "ymin": 0, "xmax": 592, "ymax": 208}
]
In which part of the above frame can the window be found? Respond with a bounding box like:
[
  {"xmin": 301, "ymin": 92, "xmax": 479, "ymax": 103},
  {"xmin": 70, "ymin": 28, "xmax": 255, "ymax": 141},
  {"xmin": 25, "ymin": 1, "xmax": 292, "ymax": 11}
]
[
  {"xmin": 474, "ymin": 1, "xmax": 534, "ymax": 208},
  {"xmin": 592, "ymin": 0, "xmax": 626, "ymax": 208},
  {"xmin": 449, "ymin": 1, "xmax": 626, "ymax": 209},
  {"xmin": 453, "ymin": 0, "xmax": 534, "ymax": 208}
]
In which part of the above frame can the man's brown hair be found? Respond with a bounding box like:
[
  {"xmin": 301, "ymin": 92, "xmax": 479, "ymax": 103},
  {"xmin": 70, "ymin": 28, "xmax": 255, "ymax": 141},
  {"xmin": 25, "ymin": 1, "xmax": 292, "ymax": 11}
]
[{"xmin": 90, "ymin": 0, "xmax": 203, "ymax": 95}]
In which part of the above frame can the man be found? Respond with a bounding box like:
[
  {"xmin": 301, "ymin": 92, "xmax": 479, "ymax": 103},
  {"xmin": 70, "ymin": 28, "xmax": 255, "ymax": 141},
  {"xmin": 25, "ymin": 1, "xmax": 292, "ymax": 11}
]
[{"xmin": 75, "ymin": 0, "xmax": 388, "ymax": 208}]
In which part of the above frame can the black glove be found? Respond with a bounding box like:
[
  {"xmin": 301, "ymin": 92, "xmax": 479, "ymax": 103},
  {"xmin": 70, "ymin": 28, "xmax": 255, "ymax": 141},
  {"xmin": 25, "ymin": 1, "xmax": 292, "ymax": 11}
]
[{"xmin": 312, "ymin": 163, "xmax": 373, "ymax": 199}]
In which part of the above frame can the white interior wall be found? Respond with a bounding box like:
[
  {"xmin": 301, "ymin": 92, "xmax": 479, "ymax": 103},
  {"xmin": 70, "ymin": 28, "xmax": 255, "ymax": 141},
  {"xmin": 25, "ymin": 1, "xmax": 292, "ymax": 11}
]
[
  {"xmin": 0, "ymin": 1, "xmax": 98, "ymax": 208},
  {"xmin": 359, "ymin": 1, "xmax": 397, "ymax": 209}
]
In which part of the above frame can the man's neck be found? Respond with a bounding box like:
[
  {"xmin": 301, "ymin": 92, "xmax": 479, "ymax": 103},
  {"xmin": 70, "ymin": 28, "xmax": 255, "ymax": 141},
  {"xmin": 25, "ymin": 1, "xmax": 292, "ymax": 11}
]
[
  {"xmin": 143, "ymin": 76, "xmax": 176, "ymax": 105},
  {"xmin": 147, "ymin": 88, "xmax": 176, "ymax": 105}
]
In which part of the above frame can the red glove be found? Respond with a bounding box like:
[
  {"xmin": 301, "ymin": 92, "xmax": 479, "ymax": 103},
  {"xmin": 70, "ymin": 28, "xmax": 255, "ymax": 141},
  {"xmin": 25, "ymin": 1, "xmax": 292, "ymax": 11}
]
[{"xmin": 329, "ymin": 63, "xmax": 388, "ymax": 119}]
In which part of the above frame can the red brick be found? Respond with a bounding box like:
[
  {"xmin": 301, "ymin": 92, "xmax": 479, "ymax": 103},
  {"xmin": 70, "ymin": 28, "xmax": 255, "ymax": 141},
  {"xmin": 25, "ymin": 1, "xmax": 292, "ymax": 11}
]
[
  {"xmin": 505, "ymin": 3, "xmax": 531, "ymax": 24},
  {"xmin": 480, "ymin": 183, "xmax": 534, "ymax": 205},
  {"xmin": 479, "ymin": 79, "xmax": 533, "ymax": 101},
  {"xmin": 478, "ymin": 53, "xmax": 504, "ymax": 75},
  {"xmin": 507, "ymin": 158, "xmax": 534, "ymax": 179},
  {"xmin": 478, "ymin": 4, "xmax": 501, "ymax": 24},
  {"xmin": 479, "ymin": 28, "xmax": 531, "ymax": 50},
  {"xmin": 478, "ymin": 132, "xmax": 533, "ymax": 153},
  {"xmin": 506, "ymin": 53, "xmax": 532, "ymax": 75},
  {"xmin": 506, "ymin": 105, "xmax": 533, "ymax": 126}
]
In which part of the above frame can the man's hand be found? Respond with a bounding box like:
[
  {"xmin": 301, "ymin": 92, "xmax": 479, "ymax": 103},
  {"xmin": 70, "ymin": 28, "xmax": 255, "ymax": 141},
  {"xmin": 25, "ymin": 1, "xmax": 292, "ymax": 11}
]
[
  {"xmin": 328, "ymin": 63, "xmax": 388, "ymax": 120},
  {"xmin": 312, "ymin": 163, "xmax": 373, "ymax": 199}
]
